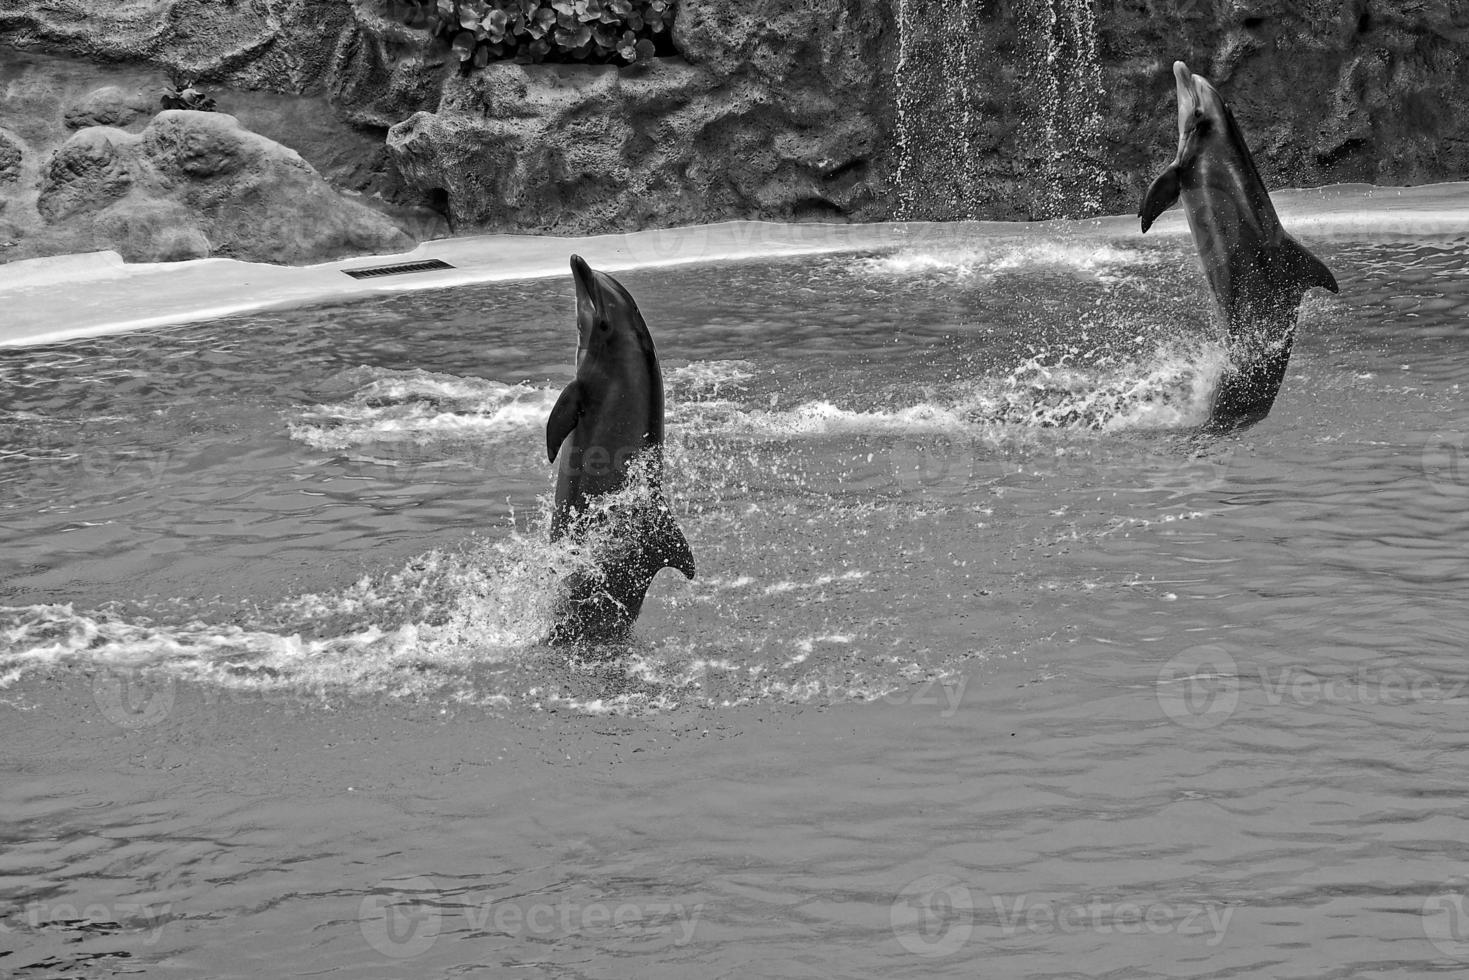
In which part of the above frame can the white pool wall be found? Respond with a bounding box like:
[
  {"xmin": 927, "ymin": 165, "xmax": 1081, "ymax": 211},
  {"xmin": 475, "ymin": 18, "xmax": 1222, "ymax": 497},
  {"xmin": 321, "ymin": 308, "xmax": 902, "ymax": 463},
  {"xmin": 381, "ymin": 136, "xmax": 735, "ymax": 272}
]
[{"xmin": 2, "ymin": 182, "xmax": 1466, "ymax": 348}]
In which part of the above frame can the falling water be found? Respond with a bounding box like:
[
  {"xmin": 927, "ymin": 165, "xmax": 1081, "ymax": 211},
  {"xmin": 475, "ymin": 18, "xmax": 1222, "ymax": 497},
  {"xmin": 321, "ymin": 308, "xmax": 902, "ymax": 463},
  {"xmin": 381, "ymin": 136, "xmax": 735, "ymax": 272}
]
[
  {"xmin": 1028, "ymin": 0, "xmax": 1106, "ymax": 219},
  {"xmin": 891, "ymin": 0, "xmax": 1106, "ymax": 221},
  {"xmin": 893, "ymin": 0, "xmax": 917, "ymax": 219}
]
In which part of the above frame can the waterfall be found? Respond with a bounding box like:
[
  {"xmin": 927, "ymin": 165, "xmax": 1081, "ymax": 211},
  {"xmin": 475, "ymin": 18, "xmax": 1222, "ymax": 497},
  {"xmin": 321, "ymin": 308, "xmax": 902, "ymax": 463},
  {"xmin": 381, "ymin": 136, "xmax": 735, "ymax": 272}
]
[
  {"xmin": 890, "ymin": 0, "xmax": 1106, "ymax": 222},
  {"xmin": 1029, "ymin": 0, "xmax": 1106, "ymax": 219},
  {"xmin": 893, "ymin": 0, "xmax": 917, "ymax": 220},
  {"xmin": 892, "ymin": 0, "xmax": 983, "ymax": 221}
]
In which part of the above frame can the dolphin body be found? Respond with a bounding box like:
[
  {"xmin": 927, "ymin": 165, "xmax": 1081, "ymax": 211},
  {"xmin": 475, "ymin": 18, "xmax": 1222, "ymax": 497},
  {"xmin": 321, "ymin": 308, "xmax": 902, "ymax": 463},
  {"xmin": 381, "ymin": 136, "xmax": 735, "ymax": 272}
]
[
  {"xmin": 1140, "ymin": 61, "xmax": 1339, "ymax": 430},
  {"xmin": 544, "ymin": 255, "xmax": 694, "ymax": 645}
]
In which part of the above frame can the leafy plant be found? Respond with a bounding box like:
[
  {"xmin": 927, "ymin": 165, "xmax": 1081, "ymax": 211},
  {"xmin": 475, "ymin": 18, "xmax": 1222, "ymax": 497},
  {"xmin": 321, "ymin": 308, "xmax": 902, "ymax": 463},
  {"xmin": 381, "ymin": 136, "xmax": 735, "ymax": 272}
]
[{"xmin": 389, "ymin": 0, "xmax": 674, "ymax": 69}]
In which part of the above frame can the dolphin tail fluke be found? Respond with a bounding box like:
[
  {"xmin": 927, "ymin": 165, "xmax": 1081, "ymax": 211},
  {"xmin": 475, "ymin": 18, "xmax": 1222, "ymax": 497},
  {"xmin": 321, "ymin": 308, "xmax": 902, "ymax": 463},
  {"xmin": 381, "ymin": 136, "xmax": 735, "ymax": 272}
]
[
  {"xmin": 1139, "ymin": 165, "xmax": 1182, "ymax": 233},
  {"xmin": 1279, "ymin": 235, "xmax": 1340, "ymax": 294},
  {"xmin": 651, "ymin": 501, "xmax": 695, "ymax": 580}
]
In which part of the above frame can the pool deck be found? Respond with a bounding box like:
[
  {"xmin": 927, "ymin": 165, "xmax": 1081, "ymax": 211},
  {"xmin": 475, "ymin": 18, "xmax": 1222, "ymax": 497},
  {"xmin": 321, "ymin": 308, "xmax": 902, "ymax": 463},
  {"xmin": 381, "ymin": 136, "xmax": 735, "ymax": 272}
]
[{"xmin": 2, "ymin": 182, "xmax": 1466, "ymax": 348}]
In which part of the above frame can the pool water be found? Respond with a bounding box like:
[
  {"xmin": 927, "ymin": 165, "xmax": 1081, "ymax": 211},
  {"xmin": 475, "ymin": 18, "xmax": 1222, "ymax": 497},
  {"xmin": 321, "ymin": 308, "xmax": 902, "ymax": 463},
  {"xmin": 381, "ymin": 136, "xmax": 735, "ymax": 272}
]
[{"xmin": 2, "ymin": 225, "xmax": 1468, "ymax": 978}]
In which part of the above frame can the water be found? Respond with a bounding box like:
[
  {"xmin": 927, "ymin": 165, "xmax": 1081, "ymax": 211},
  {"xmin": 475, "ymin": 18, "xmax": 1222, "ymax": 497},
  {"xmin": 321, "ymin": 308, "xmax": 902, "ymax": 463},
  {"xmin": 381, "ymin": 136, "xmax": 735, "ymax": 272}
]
[
  {"xmin": 892, "ymin": 0, "xmax": 1106, "ymax": 220},
  {"xmin": 2, "ymin": 222, "xmax": 1469, "ymax": 977}
]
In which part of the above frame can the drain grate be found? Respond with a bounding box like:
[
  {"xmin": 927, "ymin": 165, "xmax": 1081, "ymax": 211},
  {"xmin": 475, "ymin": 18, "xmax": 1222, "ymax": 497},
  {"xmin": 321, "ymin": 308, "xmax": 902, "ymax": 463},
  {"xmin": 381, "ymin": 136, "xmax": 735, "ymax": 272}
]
[{"xmin": 342, "ymin": 259, "xmax": 456, "ymax": 280}]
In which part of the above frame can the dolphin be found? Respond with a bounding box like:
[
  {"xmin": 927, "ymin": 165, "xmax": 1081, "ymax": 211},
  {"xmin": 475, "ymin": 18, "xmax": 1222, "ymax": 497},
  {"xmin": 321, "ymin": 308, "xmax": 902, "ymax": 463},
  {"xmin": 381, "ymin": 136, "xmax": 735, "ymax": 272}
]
[
  {"xmin": 1140, "ymin": 60, "xmax": 1339, "ymax": 430},
  {"xmin": 544, "ymin": 254, "xmax": 695, "ymax": 645}
]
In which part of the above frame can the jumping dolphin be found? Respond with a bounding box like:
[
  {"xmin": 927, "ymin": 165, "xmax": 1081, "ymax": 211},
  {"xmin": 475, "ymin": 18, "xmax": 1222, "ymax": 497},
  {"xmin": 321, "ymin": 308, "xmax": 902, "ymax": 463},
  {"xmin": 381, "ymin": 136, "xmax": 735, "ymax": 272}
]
[
  {"xmin": 544, "ymin": 254, "xmax": 695, "ymax": 645},
  {"xmin": 1140, "ymin": 60, "xmax": 1339, "ymax": 430}
]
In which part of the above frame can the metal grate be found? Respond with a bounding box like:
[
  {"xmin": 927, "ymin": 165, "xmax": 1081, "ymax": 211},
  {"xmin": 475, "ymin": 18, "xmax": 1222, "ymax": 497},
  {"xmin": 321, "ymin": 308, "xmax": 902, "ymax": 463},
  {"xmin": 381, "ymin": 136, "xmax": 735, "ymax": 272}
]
[{"xmin": 342, "ymin": 259, "xmax": 456, "ymax": 280}]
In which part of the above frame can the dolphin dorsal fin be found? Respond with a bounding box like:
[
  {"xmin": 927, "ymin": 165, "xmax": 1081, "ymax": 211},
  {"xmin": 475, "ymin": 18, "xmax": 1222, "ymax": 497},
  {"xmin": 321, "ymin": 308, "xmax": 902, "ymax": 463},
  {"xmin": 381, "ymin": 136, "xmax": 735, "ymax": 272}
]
[
  {"xmin": 1139, "ymin": 164, "xmax": 1182, "ymax": 233},
  {"xmin": 1278, "ymin": 235, "xmax": 1340, "ymax": 294},
  {"xmin": 546, "ymin": 380, "xmax": 584, "ymax": 463}
]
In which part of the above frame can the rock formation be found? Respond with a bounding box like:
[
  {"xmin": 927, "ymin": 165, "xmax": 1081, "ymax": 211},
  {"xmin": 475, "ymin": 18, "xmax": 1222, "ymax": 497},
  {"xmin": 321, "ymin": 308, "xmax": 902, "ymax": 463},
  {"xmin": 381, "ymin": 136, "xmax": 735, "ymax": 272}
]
[
  {"xmin": 2, "ymin": 0, "xmax": 1468, "ymax": 260},
  {"xmin": 33, "ymin": 110, "xmax": 413, "ymax": 263}
]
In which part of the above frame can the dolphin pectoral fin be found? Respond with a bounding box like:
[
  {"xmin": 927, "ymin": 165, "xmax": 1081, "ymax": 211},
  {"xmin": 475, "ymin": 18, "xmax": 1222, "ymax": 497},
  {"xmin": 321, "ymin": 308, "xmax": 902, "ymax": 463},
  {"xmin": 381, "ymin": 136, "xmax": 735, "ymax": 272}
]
[
  {"xmin": 1279, "ymin": 235, "xmax": 1340, "ymax": 294},
  {"xmin": 1139, "ymin": 165, "xmax": 1182, "ymax": 233},
  {"xmin": 652, "ymin": 504, "xmax": 695, "ymax": 580},
  {"xmin": 546, "ymin": 381, "xmax": 584, "ymax": 463}
]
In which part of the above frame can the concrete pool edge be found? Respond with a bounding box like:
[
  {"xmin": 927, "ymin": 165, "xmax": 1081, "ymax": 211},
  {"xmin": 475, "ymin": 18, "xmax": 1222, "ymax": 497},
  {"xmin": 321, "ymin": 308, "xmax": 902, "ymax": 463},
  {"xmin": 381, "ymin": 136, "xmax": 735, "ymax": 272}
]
[{"xmin": 3, "ymin": 181, "xmax": 1467, "ymax": 349}]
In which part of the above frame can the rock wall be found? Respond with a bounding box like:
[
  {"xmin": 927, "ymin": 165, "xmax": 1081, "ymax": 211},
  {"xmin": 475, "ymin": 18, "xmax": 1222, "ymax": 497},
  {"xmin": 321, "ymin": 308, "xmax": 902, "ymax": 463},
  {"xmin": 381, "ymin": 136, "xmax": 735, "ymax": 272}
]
[
  {"xmin": 3, "ymin": 0, "xmax": 1469, "ymax": 261},
  {"xmin": 35, "ymin": 110, "xmax": 413, "ymax": 262},
  {"xmin": 384, "ymin": 0, "xmax": 894, "ymax": 232},
  {"xmin": 1099, "ymin": 0, "xmax": 1469, "ymax": 220},
  {"xmin": 891, "ymin": 0, "xmax": 1469, "ymax": 221}
]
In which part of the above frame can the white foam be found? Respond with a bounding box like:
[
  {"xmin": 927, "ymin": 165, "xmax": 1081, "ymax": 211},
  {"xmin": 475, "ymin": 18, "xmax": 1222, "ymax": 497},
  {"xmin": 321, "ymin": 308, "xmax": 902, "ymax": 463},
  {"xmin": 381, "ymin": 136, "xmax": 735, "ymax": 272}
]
[
  {"xmin": 675, "ymin": 341, "xmax": 1225, "ymax": 442},
  {"xmin": 289, "ymin": 368, "xmax": 557, "ymax": 451},
  {"xmin": 9, "ymin": 184, "xmax": 1469, "ymax": 348},
  {"xmin": 666, "ymin": 360, "xmax": 756, "ymax": 399},
  {"xmin": 863, "ymin": 241, "xmax": 1161, "ymax": 280}
]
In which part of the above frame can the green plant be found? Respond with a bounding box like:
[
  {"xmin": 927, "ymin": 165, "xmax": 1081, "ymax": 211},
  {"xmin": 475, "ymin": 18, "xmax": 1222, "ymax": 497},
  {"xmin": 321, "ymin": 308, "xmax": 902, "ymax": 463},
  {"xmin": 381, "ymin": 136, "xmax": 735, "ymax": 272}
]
[{"xmin": 391, "ymin": 0, "xmax": 674, "ymax": 69}]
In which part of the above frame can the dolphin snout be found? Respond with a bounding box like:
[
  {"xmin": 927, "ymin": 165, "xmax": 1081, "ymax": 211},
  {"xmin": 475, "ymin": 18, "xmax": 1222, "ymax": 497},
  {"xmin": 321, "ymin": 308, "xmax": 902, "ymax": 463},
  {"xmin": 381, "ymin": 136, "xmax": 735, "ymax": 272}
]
[
  {"xmin": 1172, "ymin": 60, "xmax": 1199, "ymax": 129},
  {"xmin": 570, "ymin": 253, "xmax": 594, "ymax": 288}
]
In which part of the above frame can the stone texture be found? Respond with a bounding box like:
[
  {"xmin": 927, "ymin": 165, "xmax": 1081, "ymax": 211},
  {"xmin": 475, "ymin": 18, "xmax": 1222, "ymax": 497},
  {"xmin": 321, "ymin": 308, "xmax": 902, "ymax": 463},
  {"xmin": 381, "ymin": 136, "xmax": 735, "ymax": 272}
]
[
  {"xmin": 91, "ymin": 197, "xmax": 211, "ymax": 262},
  {"xmin": 0, "ymin": 0, "xmax": 448, "ymax": 123},
  {"xmin": 37, "ymin": 127, "xmax": 135, "ymax": 220},
  {"xmin": 63, "ymin": 85, "xmax": 155, "ymax": 130},
  {"xmin": 386, "ymin": 0, "xmax": 894, "ymax": 233},
  {"xmin": 5, "ymin": 0, "xmax": 1469, "ymax": 240},
  {"xmin": 0, "ymin": 48, "xmax": 440, "ymax": 263},
  {"xmin": 33, "ymin": 111, "xmax": 413, "ymax": 264},
  {"xmin": 1093, "ymin": 1, "xmax": 1469, "ymax": 218},
  {"xmin": 0, "ymin": 128, "xmax": 21, "ymax": 185}
]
